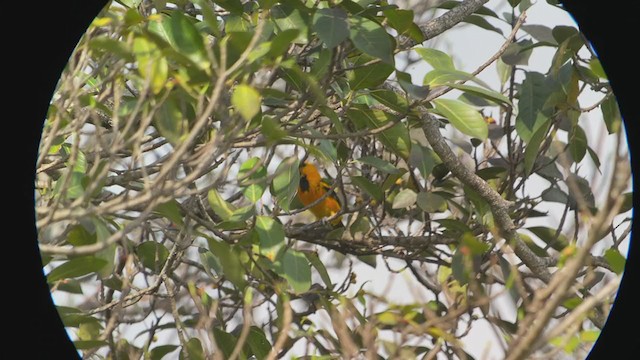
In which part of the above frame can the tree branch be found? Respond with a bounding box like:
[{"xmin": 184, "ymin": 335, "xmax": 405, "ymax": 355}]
[
  {"xmin": 402, "ymin": 0, "xmax": 491, "ymax": 48},
  {"xmin": 420, "ymin": 112, "xmax": 552, "ymax": 282}
]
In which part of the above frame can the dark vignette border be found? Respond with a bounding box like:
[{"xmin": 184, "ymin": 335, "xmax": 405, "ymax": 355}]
[{"xmin": 11, "ymin": 1, "xmax": 637, "ymax": 359}]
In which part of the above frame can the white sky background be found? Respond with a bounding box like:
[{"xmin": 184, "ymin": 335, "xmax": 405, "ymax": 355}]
[{"xmin": 49, "ymin": 0, "xmax": 631, "ymax": 358}]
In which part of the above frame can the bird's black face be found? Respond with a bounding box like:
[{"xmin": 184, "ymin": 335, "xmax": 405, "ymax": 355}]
[{"xmin": 299, "ymin": 173, "xmax": 309, "ymax": 191}]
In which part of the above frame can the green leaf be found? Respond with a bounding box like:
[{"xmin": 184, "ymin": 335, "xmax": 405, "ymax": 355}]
[
  {"xmin": 392, "ymin": 189, "xmax": 417, "ymax": 209},
  {"xmin": 552, "ymin": 25, "xmax": 580, "ymax": 44},
  {"xmin": 183, "ymin": 338, "xmax": 205, "ymax": 360},
  {"xmin": 451, "ymin": 249, "xmax": 471, "ymax": 284},
  {"xmin": 521, "ymin": 24, "xmax": 557, "ymax": 44},
  {"xmin": 566, "ymin": 174, "xmax": 595, "ymax": 210},
  {"xmin": 261, "ymin": 116, "xmax": 288, "ymax": 143},
  {"xmin": 601, "ymin": 95, "xmax": 622, "ymax": 134},
  {"xmin": 246, "ymin": 326, "xmax": 272, "ymax": 360},
  {"xmin": 305, "ymin": 251, "xmax": 333, "ymax": 288},
  {"xmin": 312, "ymin": 7, "xmax": 349, "ymax": 48},
  {"xmin": 149, "ymin": 345, "xmax": 180, "ymax": 360},
  {"xmin": 357, "ymin": 254, "xmax": 377, "ymax": 268},
  {"xmin": 586, "ymin": 146, "xmax": 602, "ymax": 172},
  {"xmin": 212, "ymin": 328, "xmax": 238, "ymax": 358},
  {"xmin": 47, "ymin": 257, "xmax": 108, "ymax": 283},
  {"xmin": 57, "ymin": 306, "xmax": 98, "ymax": 327},
  {"xmin": 271, "ymin": 156, "xmax": 300, "ymax": 212},
  {"xmin": 541, "ymin": 186, "xmax": 569, "ymax": 204},
  {"xmin": 207, "ymin": 237, "xmax": 247, "ymax": 288},
  {"xmin": 132, "ymin": 36, "xmax": 167, "ymax": 94},
  {"xmin": 618, "ymin": 192, "xmax": 633, "ymax": 214},
  {"xmin": 208, "ymin": 189, "xmax": 236, "ymax": 221},
  {"xmin": 432, "ymin": 99, "xmax": 488, "ymax": 140},
  {"xmin": 523, "ymin": 119, "xmax": 551, "ymax": 175},
  {"xmin": 67, "ymin": 224, "xmax": 96, "ymax": 246},
  {"xmin": 150, "ymin": 11, "xmax": 209, "ymax": 69},
  {"xmin": 269, "ymin": 28, "xmax": 300, "ymax": 57},
  {"xmin": 515, "ymin": 72, "xmax": 552, "ymax": 142},
  {"xmin": 423, "ymin": 68, "xmax": 488, "ymax": 87},
  {"xmin": 279, "ymin": 58, "xmax": 326, "ymax": 105},
  {"xmin": 357, "ymin": 156, "xmax": 401, "ymax": 174},
  {"xmin": 498, "ymin": 256, "xmax": 521, "ymax": 305},
  {"xmin": 238, "ymin": 157, "xmax": 268, "ymax": 203},
  {"xmin": 518, "ymin": 232, "xmax": 549, "ymax": 257},
  {"xmin": 73, "ymin": 340, "xmax": 108, "ymax": 350},
  {"xmin": 496, "ymin": 58, "xmax": 512, "ymax": 87},
  {"xmin": 258, "ymin": 0, "xmax": 278, "ymax": 9},
  {"xmin": 274, "ymin": 249, "xmax": 311, "ymax": 293},
  {"xmin": 604, "ymin": 248, "xmax": 626, "ymax": 274},
  {"xmin": 348, "ymin": 15, "xmax": 395, "ymax": 65},
  {"xmin": 78, "ymin": 320, "xmax": 104, "ymax": 340},
  {"xmin": 214, "ymin": 0, "xmax": 244, "ymax": 14},
  {"xmin": 416, "ymin": 192, "xmax": 447, "ymax": 213},
  {"xmin": 194, "ymin": 0, "xmax": 222, "ymax": 36},
  {"xmin": 501, "ymin": 39, "xmax": 534, "ymax": 66},
  {"xmin": 272, "ymin": 1, "xmax": 309, "ymax": 44},
  {"xmin": 248, "ymin": 41, "xmax": 272, "ymax": 64},
  {"xmin": 379, "ymin": 122, "xmax": 412, "ymax": 160},
  {"xmin": 580, "ymin": 330, "xmax": 601, "ymax": 343},
  {"xmin": 383, "ymin": 8, "xmax": 423, "ymax": 42},
  {"xmin": 136, "ymin": 242, "xmax": 170, "ymax": 272},
  {"xmin": 153, "ymin": 200, "xmax": 184, "ymax": 226},
  {"xmin": 409, "ymin": 144, "xmax": 440, "ymax": 179},
  {"xmin": 232, "ymin": 84, "xmax": 262, "ymax": 121},
  {"xmin": 369, "ymin": 89, "xmax": 409, "ymax": 113},
  {"xmin": 256, "ymin": 216, "xmax": 285, "ymax": 262},
  {"xmin": 89, "ymin": 36, "xmax": 133, "ymax": 61},
  {"xmin": 447, "ymin": 83, "xmax": 512, "ymax": 107},
  {"xmin": 527, "ymin": 226, "xmax": 569, "ymax": 252},
  {"xmin": 199, "ymin": 246, "xmax": 222, "ymax": 279},
  {"xmin": 415, "ymin": 48, "xmax": 454, "ymax": 70},
  {"xmin": 435, "ymin": 219, "xmax": 471, "ymax": 235},
  {"xmin": 155, "ymin": 95, "xmax": 191, "ymax": 145},
  {"xmin": 351, "ymin": 175, "xmax": 383, "ymax": 202},
  {"xmin": 589, "ymin": 58, "xmax": 606, "ymax": 78},
  {"xmin": 461, "ymin": 232, "xmax": 490, "ymax": 255},
  {"xmin": 346, "ymin": 107, "xmax": 411, "ymax": 159},
  {"xmin": 568, "ymin": 124, "xmax": 587, "ymax": 163},
  {"xmin": 103, "ymin": 276, "xmax": 122, "ymax": 291},
  {"xmin": 310, "ymin": 47, "xmax": 333, "ymax": 79},
  {"xmin": 347, "ymin": 54, "xmax": 394, "ymax": 90},
  {"xmin": 57, "ymin": 278, "xmax": 84, "ymax": 294},
  {"xmin": 92, "ymin": 217, "xmax": 116, "ymax": 279},
  {"xmin": 476, "ymin": 166, "xmax": 507, "ymax": 180},
  {"xmin": 464, "ymin": 14, "xmax": 503, "ymax": 35},
  {"xmin": 396, "ymin": 72, "xmax": 430, "ymax": 100},
  {"xmin": 377, "ymin": 311, "xmax": 399, "ymax": 326}
]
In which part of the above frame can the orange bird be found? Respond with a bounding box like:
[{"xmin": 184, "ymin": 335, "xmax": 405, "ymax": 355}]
[{"xmin": 297, "ymin": 162, "xmax": 342, "ymax": 226}]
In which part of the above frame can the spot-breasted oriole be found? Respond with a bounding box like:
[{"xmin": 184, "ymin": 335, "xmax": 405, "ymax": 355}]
[{"xmin": 297, "ymin": 162, "xmax": 343, "ymax": 226}]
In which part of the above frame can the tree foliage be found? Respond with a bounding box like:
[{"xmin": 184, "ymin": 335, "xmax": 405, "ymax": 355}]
[{"xmin": 36, "ymin": 0, "xmax": 631, "ymax": 359}]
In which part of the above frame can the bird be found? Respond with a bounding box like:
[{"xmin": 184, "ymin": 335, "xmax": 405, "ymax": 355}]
[{"xmin": 297, "ymin": 161, "xmax": 343, "ymax": 226}]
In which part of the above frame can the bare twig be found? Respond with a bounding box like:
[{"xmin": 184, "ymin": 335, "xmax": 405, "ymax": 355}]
[{"xmin": 266, "ymin": 297, "xmax": 292, "ymax": 360}]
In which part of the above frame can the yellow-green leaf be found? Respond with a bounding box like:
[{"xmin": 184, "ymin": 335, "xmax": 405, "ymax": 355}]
[
  {"xmin": 232, "ymin": 84, "xmax": 262, "ymax": 121},
  {"xmin": 271, "ymin": 157, "xmax": 299, "ymax": 212},
  {"xmin": 273, "ymin": 249, "xmax": 311, "ymax": 293},
  {"xmin": 256, "ymin": 216, "xmax": 285, "ymax": 262},
  {"xmin": 208, "ymin": 189, "xmax": 236, "ymax": 221},
  {"xmin": 432, "ymin": 99, "xmax": 488, "ymax": 140},
  {"xmin": 133, "ymin": 36, "xmax": 167, "ymax": 94},
  {"xmin": 47, "ymin": 257, "xmax": 108, "ymax": 283}
]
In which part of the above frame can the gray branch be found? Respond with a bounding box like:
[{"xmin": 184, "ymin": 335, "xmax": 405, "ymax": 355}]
[
  {"xmin": 420, "ymin": 112, "xmax": 552, "ymax": 283},
  {"xmin": 403, "ymin": 0, "xmax": 491, "ymax": 47}
]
